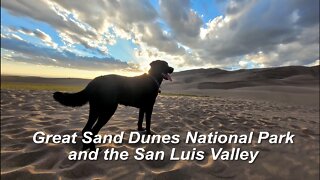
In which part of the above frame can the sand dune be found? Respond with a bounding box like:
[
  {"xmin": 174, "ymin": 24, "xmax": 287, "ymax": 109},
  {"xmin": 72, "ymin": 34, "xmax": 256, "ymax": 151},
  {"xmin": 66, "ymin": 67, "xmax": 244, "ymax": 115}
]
[
  {"xmin": 164, "ymin": 65, "xmax": 319, "ymax": 85},
  {"xmin": 1, "ymin": 88, "xmax": 319, "ymax": 179},
  {"xmin": 162, "ymin": 65, "xmax": 319, "ymax": 89},
  {"xmin": 162, "ymin": 65, "xmax": 319, "ymax": 107}
]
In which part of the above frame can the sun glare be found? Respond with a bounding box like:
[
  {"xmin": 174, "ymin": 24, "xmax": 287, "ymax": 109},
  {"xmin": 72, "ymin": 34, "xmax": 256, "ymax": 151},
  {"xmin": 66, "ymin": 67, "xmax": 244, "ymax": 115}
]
[{"xmin": 1, "ymin": 59, "xmax": 142, "ymax": 79}]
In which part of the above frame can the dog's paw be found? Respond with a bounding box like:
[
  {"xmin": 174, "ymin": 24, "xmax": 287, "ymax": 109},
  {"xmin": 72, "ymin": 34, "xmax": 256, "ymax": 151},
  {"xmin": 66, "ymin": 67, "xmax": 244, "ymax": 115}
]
[
  {"xmin": 137, "ymin": 127, "xmax": 146, "ymax": 131},
  {"xmin": 145, "ymin": 131, "xmax": 153, "ymax": 135},
  {"xmin": 82, "ymin": 145, "xmax": 90, "ymax": 151},
  {"xmin": 82, "ymin": 143, "xmax": 96, "ymax": 151}
]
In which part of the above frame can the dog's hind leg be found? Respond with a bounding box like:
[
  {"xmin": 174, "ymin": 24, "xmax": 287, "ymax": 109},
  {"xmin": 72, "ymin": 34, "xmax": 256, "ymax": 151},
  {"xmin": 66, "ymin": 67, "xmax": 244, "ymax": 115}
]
[
  {"xmin": 91, "ymin": 104, "xmax": 117, "ymax": 135},
  {"xmin": 82, "ymin": 106, "xmax": 98, "ymax": 136},
  {"xmin": 81, "ymin": 106, "xmax": 99, "ymax": 151},
  {"xmin": 85, "ymin": 104, "xmax": 118, "ymax": 151}
]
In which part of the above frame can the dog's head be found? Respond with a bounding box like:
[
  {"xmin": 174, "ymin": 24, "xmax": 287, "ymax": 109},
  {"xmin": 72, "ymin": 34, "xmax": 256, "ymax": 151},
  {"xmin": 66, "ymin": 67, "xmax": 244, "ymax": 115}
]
[{"xmin": 149, "ymin": 60, "xmax": 174, "ymax": 81}]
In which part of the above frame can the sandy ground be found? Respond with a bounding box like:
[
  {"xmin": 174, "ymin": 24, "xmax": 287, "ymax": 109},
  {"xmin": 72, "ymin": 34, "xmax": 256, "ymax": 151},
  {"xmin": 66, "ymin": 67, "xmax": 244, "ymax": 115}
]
[{"xmin": 1, "ymin": 89, "xmax": 319, "ymax": 180}]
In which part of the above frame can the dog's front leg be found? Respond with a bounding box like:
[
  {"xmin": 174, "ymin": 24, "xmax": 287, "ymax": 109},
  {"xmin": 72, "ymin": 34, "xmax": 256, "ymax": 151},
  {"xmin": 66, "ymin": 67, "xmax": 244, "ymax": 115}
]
[
  {"xmin": 145, "ymin": 106, "xmax": 154, "ymax": 135},
  {"xmin": 137, "ymin": 108, "xmax": 145, "ymax": 131}
]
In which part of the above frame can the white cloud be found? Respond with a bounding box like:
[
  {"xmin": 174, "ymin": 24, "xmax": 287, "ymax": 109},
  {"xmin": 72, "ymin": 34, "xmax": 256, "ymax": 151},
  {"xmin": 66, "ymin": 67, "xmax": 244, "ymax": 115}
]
[
  {"xmin": 34, "ymin": 29, "xmax": 58, "ymax": 48},
  {"xmin": 306, "ymin": 59, "xmax": 320, "ymax": 67},
  {"xmin": 1, "ymin": 36, "xmax": 129, "ymax": 71},
  {"xmin": 1, "ymin": 0, "xmax": 319, "ymax": 71},
  {"xmin": 11, "ymin": 34, "xmax": 23, "ymax": 41}
]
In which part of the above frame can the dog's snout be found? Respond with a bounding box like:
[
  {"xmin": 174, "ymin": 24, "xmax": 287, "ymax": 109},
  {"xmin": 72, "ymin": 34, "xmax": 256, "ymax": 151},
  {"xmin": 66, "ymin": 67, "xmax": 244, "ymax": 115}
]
[{"xmin": 168, "ymin": 67, "xmax": 174, "ymax": 73}]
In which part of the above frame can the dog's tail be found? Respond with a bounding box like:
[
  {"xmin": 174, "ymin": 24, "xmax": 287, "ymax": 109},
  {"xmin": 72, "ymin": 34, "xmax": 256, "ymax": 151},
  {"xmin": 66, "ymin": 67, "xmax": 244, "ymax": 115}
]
[{"xmin": 53, "ymin": 89, "xmax": 88, "ymax": 107}]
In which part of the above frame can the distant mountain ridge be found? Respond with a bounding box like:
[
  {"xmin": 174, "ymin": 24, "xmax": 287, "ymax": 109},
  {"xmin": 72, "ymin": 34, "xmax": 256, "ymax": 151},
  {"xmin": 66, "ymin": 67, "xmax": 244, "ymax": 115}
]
[
  {"xmin": 174, "ymin": 65, "xmax": 319, "ymax": 78},
  {"xmin": 2, "ymin": 65, "xmax": 319, "ymax": 90},
  {"xmin": 162, "ymin": 65, "xmax": 319, "ymax": 90}
]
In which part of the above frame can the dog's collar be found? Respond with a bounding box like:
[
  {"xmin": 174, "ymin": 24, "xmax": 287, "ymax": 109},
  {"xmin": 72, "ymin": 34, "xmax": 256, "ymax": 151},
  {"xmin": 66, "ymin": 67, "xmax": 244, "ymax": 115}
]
[{"xmin": 146, "ymin": 74, "xmax": 161, "ymax": 92}]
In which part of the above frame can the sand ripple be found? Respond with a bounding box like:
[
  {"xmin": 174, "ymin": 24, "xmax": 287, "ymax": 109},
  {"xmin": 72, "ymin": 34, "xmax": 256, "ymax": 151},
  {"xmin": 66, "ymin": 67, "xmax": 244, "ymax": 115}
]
[{"xmin": 1, "ymin": 89, "xmax": 319, "ymax": 179}]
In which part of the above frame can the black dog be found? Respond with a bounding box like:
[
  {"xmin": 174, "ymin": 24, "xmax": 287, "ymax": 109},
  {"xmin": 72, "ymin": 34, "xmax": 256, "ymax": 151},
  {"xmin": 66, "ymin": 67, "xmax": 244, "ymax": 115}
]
[{"xmin": 53, "ymin": 60, "xmax": 173, "ymax": 151}]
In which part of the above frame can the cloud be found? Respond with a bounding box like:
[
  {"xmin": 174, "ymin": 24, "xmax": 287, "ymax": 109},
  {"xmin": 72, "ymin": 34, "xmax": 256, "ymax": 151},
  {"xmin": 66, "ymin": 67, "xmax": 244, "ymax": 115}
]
[
  {"xmin": 1, "ymin": 0, "xmax": 319, "ymax": 71},
  {"xmin": 53, "ymin": 0, "xmax": 188, "ymax": 59},
  {"xmin": 33, "ymin": 29, "xmax": 56, "ymax": 46},
  {"xmin": 160, "ymin": 0, "xmax": 203, "ymax": 45},
  {"xmin": 1, "ymin": 36, "xmax": 128, "ymax": 71},
  {"xmin": 188, "ymin": 0, "xmax": 319, "ymax": 67},
  {"xmin": 11, "ymin": 34, "xmax": 23, "ymax": 41},
  {"xmin": 2, "ymin": 0, "xmax": 114, "ymax": 54},
  {"xmin": 133, "ymin": 23, "xmax": 186, "ymax": 55},
  {"xmin": 14, "ymin": 27, "xmax": 58, "ymax": 48},
  {"xmin": 53, "ymin": 0, "xmax": 158, "ymax": 31}
]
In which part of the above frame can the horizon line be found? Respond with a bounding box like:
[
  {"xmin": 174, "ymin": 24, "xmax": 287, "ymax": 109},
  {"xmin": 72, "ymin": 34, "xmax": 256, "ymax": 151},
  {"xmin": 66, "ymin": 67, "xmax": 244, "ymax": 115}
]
[{"xmin": 1, "ymin": 64, "xmax": 318, "ymax": 80}]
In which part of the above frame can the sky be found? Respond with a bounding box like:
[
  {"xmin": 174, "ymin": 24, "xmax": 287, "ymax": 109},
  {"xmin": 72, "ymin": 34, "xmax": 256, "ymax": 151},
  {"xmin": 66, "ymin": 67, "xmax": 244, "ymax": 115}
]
[{"xmin": 1, "ymin": 0, "xmax": 319, "ymax": 79}]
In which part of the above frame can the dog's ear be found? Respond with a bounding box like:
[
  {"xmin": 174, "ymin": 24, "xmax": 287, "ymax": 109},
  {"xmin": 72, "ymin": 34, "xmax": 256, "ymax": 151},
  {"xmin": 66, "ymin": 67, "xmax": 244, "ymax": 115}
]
[
  {"xmin": 150, "ymin": 60, "xmax": 159, "ymax": 67},
  {"xmin": 149, "ymin": 60, "xmax": 161, "ymax": 74}
]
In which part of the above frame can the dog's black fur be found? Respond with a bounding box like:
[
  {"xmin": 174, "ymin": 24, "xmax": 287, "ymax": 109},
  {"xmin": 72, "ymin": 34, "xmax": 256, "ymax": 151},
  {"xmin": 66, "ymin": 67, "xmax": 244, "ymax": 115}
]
[{"xmin": 53, "ymin": 60, "xmax": 173, "ymax": 151}]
